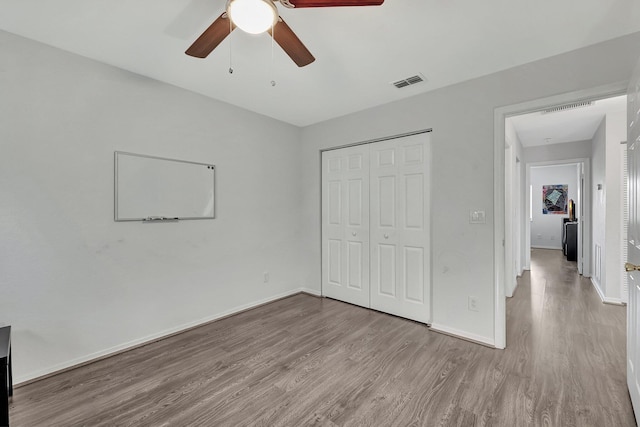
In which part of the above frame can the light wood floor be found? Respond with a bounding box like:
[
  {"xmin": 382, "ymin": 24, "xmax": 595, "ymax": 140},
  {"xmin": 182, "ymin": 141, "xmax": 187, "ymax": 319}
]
[{"xmin": 9, "ymin": 249, "xmax": 636, "ymax": 426}]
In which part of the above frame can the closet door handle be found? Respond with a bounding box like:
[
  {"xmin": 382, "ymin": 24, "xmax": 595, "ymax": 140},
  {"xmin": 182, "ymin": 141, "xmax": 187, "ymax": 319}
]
[
  {"xmin": 352, "ymin": 232, "xmax": 357, "ymax": 236},
  {"xmin": 384, "ymin": 234, "xmax": 389, "ymax": 239}
]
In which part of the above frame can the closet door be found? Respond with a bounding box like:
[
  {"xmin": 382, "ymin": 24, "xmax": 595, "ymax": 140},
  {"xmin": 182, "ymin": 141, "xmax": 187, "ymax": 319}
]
[
  {"xmin": 321, "ymin": 146, "xmax": 370, "ymax": 308},
  {"xmin": 370, "ymin": 133, "xmax": 431, "ymax": 323}
]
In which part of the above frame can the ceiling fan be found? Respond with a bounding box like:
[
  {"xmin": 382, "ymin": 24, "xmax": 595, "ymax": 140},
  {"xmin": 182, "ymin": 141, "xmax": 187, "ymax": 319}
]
[{"xmin": 185, "ymin": 0, "xmax": 384, "ymax": 67}]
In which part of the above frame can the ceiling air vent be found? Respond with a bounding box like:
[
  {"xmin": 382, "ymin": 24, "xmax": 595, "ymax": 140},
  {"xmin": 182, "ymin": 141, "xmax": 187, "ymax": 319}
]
[
  {"xmin": 392, "ymin": 74, "xmax": 426, "ymax": 89},
  {"xmin": 542, "ymin": 101, "xmax": 595, "ymax": 114}
]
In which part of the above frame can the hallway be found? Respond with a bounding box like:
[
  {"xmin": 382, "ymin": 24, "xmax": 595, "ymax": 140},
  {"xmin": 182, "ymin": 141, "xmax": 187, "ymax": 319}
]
[{"xmin": 508, "ymin": 248, "xmax": 633, "ymax": 425}]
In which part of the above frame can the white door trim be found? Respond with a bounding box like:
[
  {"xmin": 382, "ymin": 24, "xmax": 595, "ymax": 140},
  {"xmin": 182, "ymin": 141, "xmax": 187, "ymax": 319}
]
[
  {"xmin": 621, "ymin": 142, "xmax": 629, "ymax": 305},
  {"xmin": 493, "ymin": 81, "xmax": 628, "ymax": 350},
  {"xmin": 504, "ymin": 141, "xmax": 515, "ymax": 298}
]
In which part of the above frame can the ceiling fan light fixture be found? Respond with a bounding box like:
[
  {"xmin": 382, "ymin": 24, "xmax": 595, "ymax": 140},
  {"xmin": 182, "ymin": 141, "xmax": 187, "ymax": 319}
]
[{"xmin": 227, "ymin": 0, "xmax": 278, "ymax": 35}]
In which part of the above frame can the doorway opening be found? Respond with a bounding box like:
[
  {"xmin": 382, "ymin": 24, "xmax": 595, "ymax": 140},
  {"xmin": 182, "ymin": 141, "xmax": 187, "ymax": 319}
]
[
  {"xmin": 525, "ymin": 161, "xmax": 587, "ymax": 275},
  {"xmin": 493, "ymin": 83, "xmax": 628, "ymax": 349}
]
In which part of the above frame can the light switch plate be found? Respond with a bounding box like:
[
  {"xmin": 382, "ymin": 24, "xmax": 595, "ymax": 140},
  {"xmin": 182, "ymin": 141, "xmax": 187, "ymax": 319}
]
[{"xmin": 470, "ymin": 210, "xmax": 486, "ymax": 224}]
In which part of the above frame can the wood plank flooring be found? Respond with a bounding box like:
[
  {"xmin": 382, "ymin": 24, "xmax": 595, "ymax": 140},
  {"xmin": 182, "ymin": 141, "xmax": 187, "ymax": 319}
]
[{"xmin": 9, "ymin": 249, "xmax": 635, "ymax": 426}]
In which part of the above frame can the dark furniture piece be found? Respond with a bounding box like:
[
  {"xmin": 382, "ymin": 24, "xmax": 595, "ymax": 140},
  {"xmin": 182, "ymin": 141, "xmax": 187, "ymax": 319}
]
[
  {"xmin": 0, "ymin": 326, "xmax": 11, "ymax": 427},
  {"xmin": 564, "ymin": 222, "xmax": 578, "ymax": 262},
  {"xmin": 562, "ymin": 218, "xmax": 571, "ymax": 256}
]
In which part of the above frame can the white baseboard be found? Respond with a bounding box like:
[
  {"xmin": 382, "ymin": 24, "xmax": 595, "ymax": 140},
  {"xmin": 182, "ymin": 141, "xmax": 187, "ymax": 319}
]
[
  {"xmin": 506, "ymin": 278, "xmax": 519, "ymax": 298},
  {"xmin": 299, "ymin": 287, "xmax": 322, "ymax": 297},
  {"xmin": 531, "ymin": 245, "xmax": 563, "ymax": 250},
  {"xmin": 16, "ymin": 287, "xmax": 316, "ymax": 385},
  {"xmin": 590, "ymin": 278, "xmax": 625, "ymax": 305},
  {"xmin": 591, "ymin": 277, "xmax": 605, "ymax": 301},
  {"xmin": 429, "ymin": 323, "xmax": 495, "ymax": 348}
]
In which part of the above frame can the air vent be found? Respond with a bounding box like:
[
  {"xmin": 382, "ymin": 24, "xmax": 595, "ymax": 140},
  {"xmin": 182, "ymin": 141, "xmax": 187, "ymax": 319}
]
[
  {"xmin": 392, "ymin": 74, "xmax": 426, "ymax": 89},
  {"xmin": 542, "ymin": 101, "xmax": 594, "ymax": 114}
]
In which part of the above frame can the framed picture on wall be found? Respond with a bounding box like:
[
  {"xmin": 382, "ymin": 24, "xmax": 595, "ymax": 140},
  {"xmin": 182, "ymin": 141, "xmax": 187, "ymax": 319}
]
[{"xmin": 542, "ymin": 184, "xmax": 568, "ymax": 214}]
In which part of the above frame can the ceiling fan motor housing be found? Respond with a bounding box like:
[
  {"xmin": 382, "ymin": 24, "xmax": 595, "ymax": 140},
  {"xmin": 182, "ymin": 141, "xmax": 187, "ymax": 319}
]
[{"xmin": 186, "ymin": 0, "xmax": 384, "ymax": 66}]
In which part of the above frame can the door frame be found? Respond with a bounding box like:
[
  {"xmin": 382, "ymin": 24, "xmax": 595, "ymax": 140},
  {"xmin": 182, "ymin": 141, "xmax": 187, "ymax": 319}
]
[
  {"xmin": 504, "ymin": 143, "xmax": 524, "ymax": 298},
  {"xmin": 621, "ymin": 142, "xmax": 629, "ymax": 304},
  {"xmin": 493, "ymin": 82, "xmax": 627, "ymax": 349},
  {"xmin": 515, "ymin": 158, "xmax": 523, "ymax": 276},
  {"xmin": 504, "ymin": 141, "xmax": 516, "ymax": 297},
  {"xmin": 525, "ymin": 160, "xmax": 589, "ymax": 271}
]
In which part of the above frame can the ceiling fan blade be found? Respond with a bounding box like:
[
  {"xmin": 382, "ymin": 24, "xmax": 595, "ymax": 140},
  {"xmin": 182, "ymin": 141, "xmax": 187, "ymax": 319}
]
[
  {"xmin": 283, "ymin": 0, "xmax": 383, "ymax": 7},
  {"xmin": 185, "ymin": 13, "xmax": 234, "ymax": 58},
  {"xmin": 268, "ymin": 18, "xmax": 315, "ymax": 67}
]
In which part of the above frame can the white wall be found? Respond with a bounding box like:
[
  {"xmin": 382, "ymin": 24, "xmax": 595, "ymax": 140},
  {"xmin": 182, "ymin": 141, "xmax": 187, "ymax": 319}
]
[
  {"xmin": 300, "ymin": 32, "xmax": 640, "ymax": 345},
  {"xmin": 592, "ymin": 109, "xmax": 627, "ymax": 303},
  {"xmin": 525, "ymin": 140, "xmax": 593, "ymax": 163},
  {"xmin": 592, "ymin": 118, "xmax": 607, "ymax": 293},
  {"xmin": 530, "ymin": 165, "xmax": 578, "ymax": 249},
  {"xmin": 591, "ymin": 108, "xmax": 626, "ymax": 303},
  {"xmin": 604, "ymin": 110, "xmax": 626, "ymax": 302},
  {"xmin": 0, "ymin": 31, "xmax": 306, "ymax": 383}
]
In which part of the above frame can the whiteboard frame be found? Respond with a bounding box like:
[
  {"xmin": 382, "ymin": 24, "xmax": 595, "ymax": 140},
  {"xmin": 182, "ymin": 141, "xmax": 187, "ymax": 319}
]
[{"xmin": 114, "ymin": 151, "xmax": 216, "ymax": 222}]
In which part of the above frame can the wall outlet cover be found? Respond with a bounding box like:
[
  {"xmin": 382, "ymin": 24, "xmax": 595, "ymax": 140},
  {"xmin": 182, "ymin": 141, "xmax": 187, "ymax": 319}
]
[
  {"xmin": 468, "ymin": 296, "xmax": 479, "ymax": 312},
  {"xmin": 469, "ymin": 210, "xmax": 486, "ymax": 224}
]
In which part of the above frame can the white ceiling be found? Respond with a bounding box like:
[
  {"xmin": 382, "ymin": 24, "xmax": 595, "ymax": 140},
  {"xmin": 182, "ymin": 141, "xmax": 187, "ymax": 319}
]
[
  {"xmin": 508, "ymin": 95, "xmax": 627, "ymax": 147},
  {"xmin": 2, "ymin": 1, "xmax": 640, "ymax": 126}
]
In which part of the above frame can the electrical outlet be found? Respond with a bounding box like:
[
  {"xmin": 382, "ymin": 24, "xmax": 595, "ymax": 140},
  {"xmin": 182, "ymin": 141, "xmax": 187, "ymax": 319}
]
[
  {"xmin": 468, "ymin": 296, "xmax": 479, "ymax": 312},
  {"xmin": 263, "ymin": 271, "xmax": 269, "ymax": 283}
]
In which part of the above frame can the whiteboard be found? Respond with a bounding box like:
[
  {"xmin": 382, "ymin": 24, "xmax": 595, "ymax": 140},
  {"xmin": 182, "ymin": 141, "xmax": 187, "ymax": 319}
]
[{"xmin": 114, "ymin": 151, "xmax": 215, "ymax": 221}]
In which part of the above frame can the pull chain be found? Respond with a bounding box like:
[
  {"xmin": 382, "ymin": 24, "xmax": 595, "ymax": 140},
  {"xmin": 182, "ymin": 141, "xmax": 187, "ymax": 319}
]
[
  {"xmin": 228, "ymin": 15, "xmax": 234, "ymax": 74},
  {"xmin": 270, "ymin": 21, "xmax": 276, "ymax": 87}
]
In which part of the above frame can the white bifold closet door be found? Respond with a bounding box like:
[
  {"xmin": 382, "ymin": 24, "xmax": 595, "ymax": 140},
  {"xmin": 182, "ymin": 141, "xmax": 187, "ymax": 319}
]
[
  {"xmin": 321, "ymin": 133, "xmax": 431, "ymax": 324},
  {"xmin": 369, "ymin": 136, "xmax": 431, "ymax": 323},
  {"xmin": 322, "ymin": 145, "xmax": 371, "ymax": 307}
]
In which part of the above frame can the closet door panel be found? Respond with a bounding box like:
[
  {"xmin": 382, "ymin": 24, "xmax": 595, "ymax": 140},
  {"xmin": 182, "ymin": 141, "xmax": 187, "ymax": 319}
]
[
  {"xmin": 405, "ymin": 174, "xmax": 424, "ymax": 229},
  {"xmin": 327, "ymin": 239, "xmax": 342, "ymax": 285},
  {"xmin": 404, "ymin": 246, "xmax": 425, "ymax": 303},
  {"xmin": 347, "ymin": 241, "xmax": 363, "ymax": 289},
  {"xmin": 327, "ymin": 180, "xmax": 342, "ymax": 225},
  {"xmin": 348, "ymin": 179, "xmax": 363, "ymax": 226},
  {"xmin": 378, "ymin": 176, "xmax": 396, "ymax": 227},
  {"xmin": 370, "ymin": 134, "xmax": 431, "ymax": 323},
  {"xmin": 378, "ymin": 244, "xmax": 397, "ymax": 296},
  {"xmin": 321, "ymin": 146, "xmax": 370, "ymax": 307}
]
